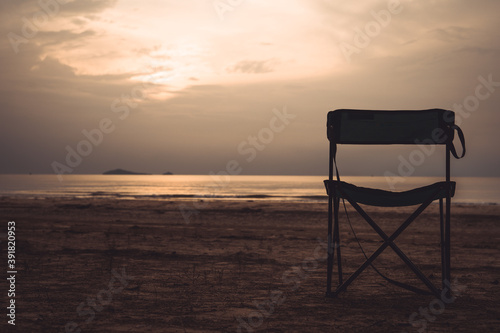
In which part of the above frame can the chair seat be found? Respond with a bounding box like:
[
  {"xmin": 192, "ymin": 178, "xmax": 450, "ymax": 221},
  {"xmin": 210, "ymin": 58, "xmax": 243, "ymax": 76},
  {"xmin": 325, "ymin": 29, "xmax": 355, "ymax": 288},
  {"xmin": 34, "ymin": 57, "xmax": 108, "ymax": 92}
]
[{"xmin": 324, "ymin": 180, "xmax": 455, "ymax": 207}]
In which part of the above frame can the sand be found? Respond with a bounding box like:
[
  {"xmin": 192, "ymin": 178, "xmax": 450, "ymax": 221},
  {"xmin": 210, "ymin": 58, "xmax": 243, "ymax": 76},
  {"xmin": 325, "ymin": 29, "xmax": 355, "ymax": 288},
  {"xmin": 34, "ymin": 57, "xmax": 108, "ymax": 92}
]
[{"xmin": 0, "ymin": 197, "xmax": 499, "ymax": 332}]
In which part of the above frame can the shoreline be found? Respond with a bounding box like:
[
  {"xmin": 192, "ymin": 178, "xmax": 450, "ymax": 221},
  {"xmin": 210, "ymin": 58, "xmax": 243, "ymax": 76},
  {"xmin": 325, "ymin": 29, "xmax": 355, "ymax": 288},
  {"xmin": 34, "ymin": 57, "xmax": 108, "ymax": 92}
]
[{"xmin": 1, "ymin": 195, "xmax": 499, "ymax": 206}]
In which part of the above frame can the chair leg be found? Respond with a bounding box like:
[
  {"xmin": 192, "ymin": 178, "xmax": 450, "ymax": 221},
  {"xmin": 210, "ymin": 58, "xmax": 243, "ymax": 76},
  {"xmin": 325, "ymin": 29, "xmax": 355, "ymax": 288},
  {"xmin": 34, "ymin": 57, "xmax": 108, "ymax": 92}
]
[
  {"xmin": 326, "ymin": 196, "xmax": 342, "ymax": 297},
  {"xmin": 326, "ymin": 195, "xmax": 334, "ymax": 296},
  {"xmin": 334, "ymin": 192, "xmax": 442, "ymax": 298},
  {"xmin": 334, "ymin": 197, "xmax": 343, "ymax": 285},
  {"xmin": 333, "ymin": 236, "xmax": 392, "ymax": 296},
  {"xmin": 445, "ymin": 192, "xmax": 452, "ymax": 294},
  {"xmin": 439, "ymin": 198, "xmax": 446, "ymax": 290}
]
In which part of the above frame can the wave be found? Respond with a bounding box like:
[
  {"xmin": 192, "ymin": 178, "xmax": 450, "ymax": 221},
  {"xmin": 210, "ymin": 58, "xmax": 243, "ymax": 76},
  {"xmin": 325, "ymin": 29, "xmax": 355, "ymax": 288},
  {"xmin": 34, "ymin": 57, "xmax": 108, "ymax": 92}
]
[
  {"xmin": 88, "ymin": 191, "xmax": 328, "ymax": 202},
  {"xmin": 1, "ymin": 191, "xmax": 496, "ymax": 205}
]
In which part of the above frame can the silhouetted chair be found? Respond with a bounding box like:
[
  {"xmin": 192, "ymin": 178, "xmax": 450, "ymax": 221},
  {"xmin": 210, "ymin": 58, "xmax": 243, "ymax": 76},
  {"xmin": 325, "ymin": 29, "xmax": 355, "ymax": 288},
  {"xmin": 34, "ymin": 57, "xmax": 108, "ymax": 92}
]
[{"xmin": 324, "ymin": 109, "xmax": 465, "ymax": 298}]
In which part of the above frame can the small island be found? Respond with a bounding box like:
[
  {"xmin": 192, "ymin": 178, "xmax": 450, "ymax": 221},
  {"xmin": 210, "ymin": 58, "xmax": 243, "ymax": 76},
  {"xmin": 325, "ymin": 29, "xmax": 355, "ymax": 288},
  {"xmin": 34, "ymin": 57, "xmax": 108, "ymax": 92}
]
[{"xmin": 102, "ymin": 168, "xmax": 151, "ymax": 175}]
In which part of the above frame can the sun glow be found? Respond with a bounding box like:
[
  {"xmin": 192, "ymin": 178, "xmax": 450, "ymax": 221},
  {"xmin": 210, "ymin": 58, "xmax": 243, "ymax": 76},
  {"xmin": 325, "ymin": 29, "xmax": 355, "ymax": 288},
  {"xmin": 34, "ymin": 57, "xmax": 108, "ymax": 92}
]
[{"xmin": 29, "ymin": 0, "xmax": 347, "ymax": 100}]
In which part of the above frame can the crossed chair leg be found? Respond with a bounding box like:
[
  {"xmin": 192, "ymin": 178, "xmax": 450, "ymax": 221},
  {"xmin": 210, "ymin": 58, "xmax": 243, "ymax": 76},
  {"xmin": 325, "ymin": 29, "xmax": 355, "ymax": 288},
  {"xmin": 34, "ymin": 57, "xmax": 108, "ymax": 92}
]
[{"xmin": 326, "ymin": 189, "xmax": 451, "ymax": 299}]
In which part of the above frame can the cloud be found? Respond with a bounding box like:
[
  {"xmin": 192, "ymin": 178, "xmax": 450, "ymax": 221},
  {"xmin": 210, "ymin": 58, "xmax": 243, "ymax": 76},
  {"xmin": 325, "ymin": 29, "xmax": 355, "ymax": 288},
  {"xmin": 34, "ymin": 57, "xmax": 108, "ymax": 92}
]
[
  {"xmin": 227, "ymin": 59, "xmax": 279, "ymax": 74},
  {"xmin": 456, "ymin": 46, "xmax": 500, "ymax": 56},
  {"xmin": 58, "ymin": 0, "xmax": 118, "ymax": 15},
  {"xmin": 427, "ymin": 26, "xmax": 470, "ymax": 42},
  {"xmin": 36, "ymin": 29, "xmax": 97, "ymax": 47},
  {"xmin": 1, "ymin": 0, "xmax": 118, "ymax": 56}
]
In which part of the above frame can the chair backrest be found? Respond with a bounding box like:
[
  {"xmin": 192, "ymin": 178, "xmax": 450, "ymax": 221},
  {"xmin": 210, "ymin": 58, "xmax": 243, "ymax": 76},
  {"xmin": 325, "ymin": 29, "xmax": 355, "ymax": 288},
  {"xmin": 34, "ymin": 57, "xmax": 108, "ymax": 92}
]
[{"xmin": 327, "ymin": 109, "xmax": 455, "ymax": 145}]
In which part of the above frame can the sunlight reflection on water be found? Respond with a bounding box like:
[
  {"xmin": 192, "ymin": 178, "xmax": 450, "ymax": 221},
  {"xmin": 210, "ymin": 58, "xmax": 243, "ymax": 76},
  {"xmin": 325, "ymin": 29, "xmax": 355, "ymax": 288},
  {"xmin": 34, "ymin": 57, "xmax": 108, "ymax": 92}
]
[{"xmin": 0, "ymin": 174, "xmax": 498, "ymax": 204}]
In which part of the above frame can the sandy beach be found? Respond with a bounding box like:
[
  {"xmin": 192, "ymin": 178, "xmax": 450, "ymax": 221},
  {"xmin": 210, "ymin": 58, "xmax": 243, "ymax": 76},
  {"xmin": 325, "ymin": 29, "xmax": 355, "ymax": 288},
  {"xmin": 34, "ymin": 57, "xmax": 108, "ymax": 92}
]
[{"xmin": 1, "ymin": 197, "xmax": 499, "ymax": 332}]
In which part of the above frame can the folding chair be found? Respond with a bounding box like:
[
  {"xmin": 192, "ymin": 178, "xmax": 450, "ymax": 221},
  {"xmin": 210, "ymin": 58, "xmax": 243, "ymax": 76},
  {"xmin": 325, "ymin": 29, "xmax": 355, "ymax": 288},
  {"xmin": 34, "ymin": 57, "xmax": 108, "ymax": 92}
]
[{"xmin": 324, "ymin": 109, "xmax": 466, "ymax": 298}]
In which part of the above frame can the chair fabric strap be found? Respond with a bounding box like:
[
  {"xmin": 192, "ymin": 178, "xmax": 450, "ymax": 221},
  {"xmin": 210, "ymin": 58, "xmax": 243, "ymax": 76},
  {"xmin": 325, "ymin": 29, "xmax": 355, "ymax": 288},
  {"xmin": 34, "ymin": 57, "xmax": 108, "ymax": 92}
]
[
  {"xmin": 330, "ymin": 141, "xmax": 340, "ymax": 182},
  {"xmin": 448, "ymin": 125, "xmax": 466, "ymax": 159}
]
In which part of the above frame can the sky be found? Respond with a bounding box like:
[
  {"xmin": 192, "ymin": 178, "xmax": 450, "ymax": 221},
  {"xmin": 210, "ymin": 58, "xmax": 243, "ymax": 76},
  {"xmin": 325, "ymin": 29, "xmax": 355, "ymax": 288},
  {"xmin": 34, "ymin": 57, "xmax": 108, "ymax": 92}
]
[{"xmin": 1, "ymin": 0, "xmax": 499, "ymax": 178}]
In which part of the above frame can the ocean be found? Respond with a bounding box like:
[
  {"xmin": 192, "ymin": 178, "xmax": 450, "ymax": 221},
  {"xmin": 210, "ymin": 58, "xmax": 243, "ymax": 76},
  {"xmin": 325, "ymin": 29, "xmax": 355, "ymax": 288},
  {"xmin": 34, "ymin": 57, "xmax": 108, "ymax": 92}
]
[{"xmin": 0, "ymin": 174, "xmax": 499, "ymax": 205}]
